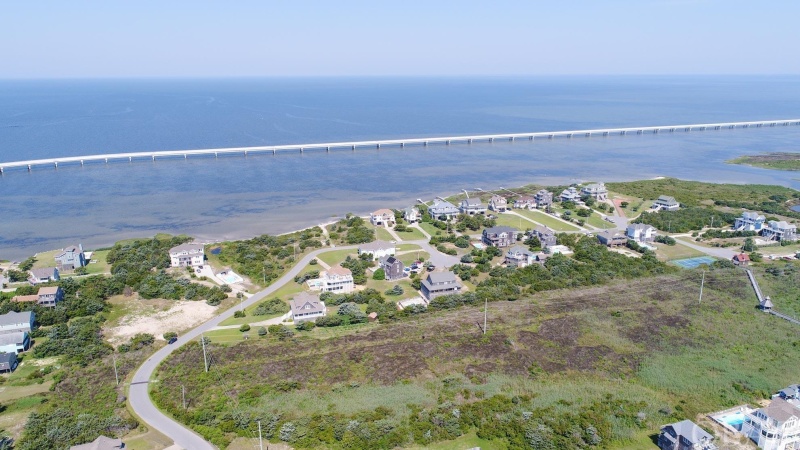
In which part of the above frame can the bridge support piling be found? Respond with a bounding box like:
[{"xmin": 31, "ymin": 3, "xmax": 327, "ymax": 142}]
[
  {"xmin": 352, "ymin": 145, "xmax": 356, "ymax": 150},
  {"xmin": 326, "ymin": 146, "xmax": 330, "ymax": 152},
  {"xmin": 530, "ymin": 135, "xmax": 534, "ymax": 140},
  {"xmin": 510, "ymin": 136, "xmax": 514, "ymax": 141},
  {"xmin": 423, "ymin": 141, "xmax": 427, "ymax": 147},
  {"xmin": 446, "ymin": 140, "xmax": 450, "ymax": 145},
  {"xmin": 80, "ymin": 160, "xmax": 84, "ymax": 166},
  {"xmin": 184, "ymin": 154, "xmax": 187, "ymax": 159},
  {"xmin": 54, "ymin": 162, "xmax": 58, "ymax": 168},
  {"xmin": 585, "ymin": 132, "xmax": 591, "ymax": 137},
  {"xmin": 129, "ymin": 157, "xmax": 132, "ymax": 162},
  {"xmin": 215, "ymin": 152, "xmax": 218, "ymax": 158},
  {"xmin": 105, "ymin": 158, "xmax": 108, "ymax": 163},
  {"xmin": 28, "ymin": 165, "xmax": 31, "ymax": 171}
]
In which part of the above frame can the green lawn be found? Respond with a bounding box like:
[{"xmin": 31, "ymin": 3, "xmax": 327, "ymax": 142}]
[
  {"xmin": 30, "ymin": 249, "xmax": 59, "ymax": 269},
  {"xmin": 398, "ymin": 251, "xmax": 429, "ymax": 266},
  {"xmin": 374, "ymin": 226, "xmax": 395, "ymax": 242},
  {"xmin": 515, "ymin": 209, "xmax": 580, "ymax": 232},
  {"xmin": 583, "ymin": 212, "xmax": 616, "ymax": 229},
  {"xmin": 494, "ymin": 213, "xmax": 534, "ymax": 230},
  {"xmin": 317, "ymin": 248, "xmax": 357, "ymax": 266},
  {"xmin": 393, "ymin": 227, "xmax": 426, "ymax": 241},
  {"xmin": 410, "ymin": 431, "xmax": 505, "ymax": 450},
  {"xmin": 419, "ymin": 222, "xmax": 445, "ymax": 238},
  {"xmin": 85, "ymin": 249, "xmax": 111, "ymax": 274},
  {"xmin": 396, "ymin": 244, "xmax": 422, "ymax": 252}
]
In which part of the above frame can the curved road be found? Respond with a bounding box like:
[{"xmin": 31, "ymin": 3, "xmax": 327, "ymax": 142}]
[{"xmin": 129, "ymin": 240, "xmax": 456, "ymax": 449}]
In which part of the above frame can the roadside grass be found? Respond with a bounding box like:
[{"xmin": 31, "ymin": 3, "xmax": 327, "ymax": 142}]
[
  {"xmin": 414, "ymin": 431, "xmax": 505, "ymax": 450},
  {"xmin": 515, "ymin": 209, "xmax": 580, "ymax": 232},
  {"xmin": 396, "ymin": 244, "xmax": 422, "ymax": 252},
  {"xmin": 365, "ymin": 278, "xmax": 416, "ymax": 297},
  {"xmin": 317, "ymin": 248, "xmax": 357, "ymax": 267},
  {"xmin": 654, "ymin": 243, "xmax": 704, "ymax": 261},
  {"xmin": 393, "ymin": 227, "xmax": 426, "ymax": 241},
  {"xmin": 85, "ymin": 249, "xmax": 111, "ymax": 274},
  {"xmin": 0, "ymin": 379, "xmax": 53, "ymax": 403}
]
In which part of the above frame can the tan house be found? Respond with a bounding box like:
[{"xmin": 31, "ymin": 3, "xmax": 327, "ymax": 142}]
[
  {"xmin": 290, "ymin": 292, "xmax": 327, "ymax": 323},
  {"xmin": 488, "ymin": 195, "xmax": 508, "ymax": 212},
  {"xmin": 321, "ymin": 265, "xmax": 354, "ymax": 293}
]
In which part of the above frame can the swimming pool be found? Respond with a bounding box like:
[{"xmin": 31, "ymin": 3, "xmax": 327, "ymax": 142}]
[{"xmin": 716, "ymin": 411, "xmax": 746, "ymax": 430}]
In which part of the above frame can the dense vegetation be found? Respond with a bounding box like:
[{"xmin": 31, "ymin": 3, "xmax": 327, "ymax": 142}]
[
  {"xmin": 728, "ymin": 152, "xmax": 800, "ymax": 171},
  {"xmin": 328, "ymin": 215, "xmax": 375, "ymax": 245},
  {"xmin": 107, "ymin": 236, "xmax": 230, "ymax": 304},
  {"xmin": 153, "ymin": 264, "xmax": 800, "ymax": 449},
  {"xmin": 608, "ymin": 178, "xmax": 800, "ymax": 219},
  {"xmin": 634, "ymin": 207, "xmax": 737, "ymax": 233},
  {"xmin": 212, "ymin": 228, "xmax": 324, "ymax": 285}
]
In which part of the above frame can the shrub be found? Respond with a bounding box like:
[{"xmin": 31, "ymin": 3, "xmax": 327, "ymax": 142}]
[
  {"xmin": 385, "ymin": 285, "xmax": 404, "ymax": 296},
  {"xmin": 233, "ymin": 310, "xmax": 246, "ymax": 318},
  {"xmin": 239, "ymin": 324, "xmax": 251, "ymax": 332},
  {"xmin": 296, "ymin": 321, "xmax": 315, "ymax": 331},
  {"xmin": 163, "ymin": 331, "xmax": 178, "ymax": 340},
  {"xmin": 257, "ymin": 326, "xmax": 267, "ymax": 336},
  {"xmin": 309, "ymin": 258, "xmax": 318, "ymax": 265},
  {"xmin": 372, "ymin": 268, "xmax": 385, "ymax": 280},
  {"xmin": 253, "ymin": 298, "xmax": 288, "ymax": 316}
]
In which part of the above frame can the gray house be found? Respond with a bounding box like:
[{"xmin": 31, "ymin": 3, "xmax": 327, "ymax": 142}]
[
  {"xmin": 29, "ymin": 267, "xmax": 60, "ymax": 284},
  {"xmin": 428, "ymin": 199, "xmax": 460, "ymax": 220},
  {"xmin": 420, "ymin": 271, "xmax": 462, "ymax": 301},
  {"xmin": 290, "ymin": 292, "xmax": 327, "ymax": 323},
  {"xmin": 460, "ymin": 198, "xmax": 487, "ymax": 215},
  {"xmin": 0, "ymin": 311, "xmax": 35, "ymax": 334},
  {"xmin": 0, "ymin": 353, "xmax": 18, "ymax": 373},
  {"xmin": 482, "ymin": 226, "xmax": 519, "ymax": 248},
  {"xmin": 658, "ymin": 420, "xmax": 715, "ymax": 450},
  {"xmin": 653, "ymin": 195, "xmax": 680, "ymax": 211},
  {"xmin": 380, "ymin": 256, "xmax": 404, "ymax": 281},
  {"xmin": 55, "ymin": 244, "xmax": 85, "ymax": 270},
  {"xmin": 534, "ymin": 189, "xmax": 554, "ymax": 209},
  {"xmin": 596, "ymin": 230, "xmax": 627, "ymax": 247},
  {"xmin": 531, "ymin": 225, "xmax": 557, "ymax": 248}
]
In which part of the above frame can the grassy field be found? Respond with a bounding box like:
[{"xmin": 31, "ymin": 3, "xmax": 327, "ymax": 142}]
[
  {"xmin": 397, "ymin": 251, "xmax": 429, "ymax": 266},
  {"xmin": 583, "ymin": 211, "xmax": 616, "ymax": 229},
  {"xmin": 373, "ymin": 226, "xmax": 395, "ymax": 242},
  {"xmin": 515, "ymin": 209, "xmax": 580, "ymax": 232},
  {"xmin": 85, "ymin": 249, "xmax": 111, "ymax": 274},
  {"xmin": 153, "ymin": 267, "xmax": 800, "ymax": 449},
  {"xmin": 654, "ymin": 242, "xmax": 705, "ymax": 261},
  {"xmin": 218, "ymin": 282, "xmax": 303, "ymax": 327}
]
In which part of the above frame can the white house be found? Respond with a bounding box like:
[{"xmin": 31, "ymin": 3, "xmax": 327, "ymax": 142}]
[
  {"xmin": 514, "ymin": 196, "xmax": 536, "ymax": 210},
  {"xmin": 169, "ymin": 243, "xmax": 205, "ymax": 268},
  {"xmin": 734, "ymin": 212, "xmax": 767, "ymax": 232},
  {"xmin": 652, "ymin": 195, "xmax": 680, "ymax": 211},
  {"xmin": 762, "ymin": 221, "xmax": 797, "ymax": 242},
  {"xmin": 320, "ymin": 265, "xmax": 354, "ymax": 293},
  {"xmin": 627, "ymin": 223, "xmax": 656, "ymax": 243},
  {"xmin": 580, "ymin": 183, "xmax": 608, "ymax": 201},
  {"xmin": 370, "ymin": 209, "xmax": 395, "ymax": 227},
  {"xmin": 404, "ymin": 207, "xmax": 420, "ymax": 223},
  {"xmin": 488, "ymin": 195, "xmax": 508, "ymax": 212},
  {"xmin": 358, "ymin": 240, "xmax": 396, "ymax": 260},
  {"xmin": 742, "ymin": 398, "xmax": 800, "ymax": 450},
  {"xmin": 289, "ymin": 292, "xmax": 327, "ymax": 323}
]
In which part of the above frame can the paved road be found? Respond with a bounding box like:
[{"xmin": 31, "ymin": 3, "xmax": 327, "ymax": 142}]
[
  {"xmin": 129, "ymin": 240, "xmax": 456, "ymax": 449},
  {"xmin": 674, "ymin": 237, "xmax": 738, "ymax": 259}
]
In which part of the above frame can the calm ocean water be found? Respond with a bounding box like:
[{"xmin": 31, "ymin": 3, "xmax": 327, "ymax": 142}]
[{"xmin": 1, "ymin": 76, "xmax": 799, "ymax": 260}]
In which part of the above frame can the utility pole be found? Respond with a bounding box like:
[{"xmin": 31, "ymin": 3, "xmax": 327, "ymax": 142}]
[
  {"xmin": 182, "ymin": 385, "xmax": 186, "ymax": 410},
  {"xmin": 258, "ymin": 420, "xmax": 264, "ymax": 450},
  {"xmin": 112, "ymin": 354, "xmax": 119, "ymax": 386},
  {"xmin": 710, "ymin": 216, "xmax": 715, "ymax": 229},
  {"xmin": 201, "ymin": 334, "xmax": 208, "ymax": 372},
  {"xmin": 699, "ymin": 270, "xmax": 705, "ymax": 304},
  {"xmin": 483, "ymin": 297, "xmax": 488, "ymax": 335}
]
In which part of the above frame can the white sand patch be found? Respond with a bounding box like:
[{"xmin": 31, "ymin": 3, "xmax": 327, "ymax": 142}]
[{"xmin": 109, "ymin": 301, "xmax": 217, "ymax": 344}]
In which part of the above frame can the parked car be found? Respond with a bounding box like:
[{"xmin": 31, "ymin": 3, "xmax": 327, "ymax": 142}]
[
  {"xmin": 168, "ymin": 337, "xmax": 178, "ymax": 344},
  {"xmin": 427, "ymin": 265, "xmax": 435, "ymax": 272}
]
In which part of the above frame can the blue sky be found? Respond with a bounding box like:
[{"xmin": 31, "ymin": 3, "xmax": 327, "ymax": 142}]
[{"xmin": 2, "ymin": 0, "xmax": 798, "ymax": 78}]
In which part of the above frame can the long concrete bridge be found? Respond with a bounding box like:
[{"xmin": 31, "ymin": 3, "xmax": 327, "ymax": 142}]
[{"xmin": 2, "ymin": 119, "xmax": 799, "ymax": 173}]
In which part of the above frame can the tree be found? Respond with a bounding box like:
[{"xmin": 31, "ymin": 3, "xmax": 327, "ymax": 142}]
[
  {"xmin": 385, "ymin": 284, "xmax": 404, "ymax": 296},
  {"xmin": 372, "ymin": 268, "xmax": 385, "ymax": 280},
  {"xmin": 74, "ymin": 266, "xmax": 88, "ymax": 275},
  {"xmin": 239, "ymin": 324, "xmax": 251, "ymax": 332},
  {"xmin": 742, "ymin": 237, "xmax": 756, "ymax": 252},
  {"xmin": 163, "ymin": 331, "xmax": 178, "ymax": 340},
  {"xmin": 257, "ymin": 326, "xmax": 267, "ymax": 336}
]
